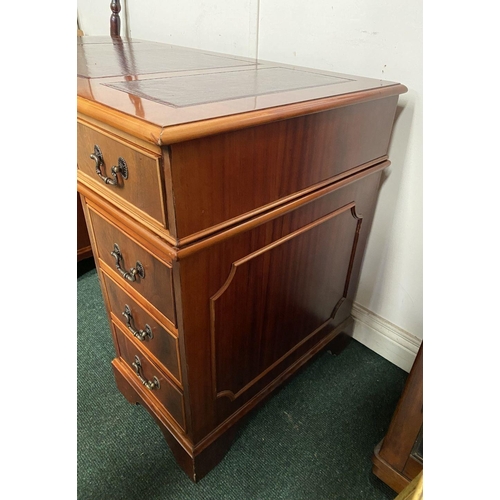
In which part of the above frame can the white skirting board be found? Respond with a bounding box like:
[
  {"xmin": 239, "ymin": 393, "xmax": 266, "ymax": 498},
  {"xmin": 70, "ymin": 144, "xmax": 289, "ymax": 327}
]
[{"xmin": 351, "ymin": 302, "xmax": 422, "ymax": 373}]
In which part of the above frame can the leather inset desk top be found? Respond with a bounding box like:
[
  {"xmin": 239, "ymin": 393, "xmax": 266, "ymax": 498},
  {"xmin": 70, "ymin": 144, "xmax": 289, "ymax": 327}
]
[
  {"xmin": 103, "ymin": 67, "xmax": 352, "ymax": 107},
  {"xmin": 77, "ymin": 39, "xmax": 254, "ymax": 79},
  {"xmin": 77, "ymin": 36, "xmax": 406, "ymax": 144}
]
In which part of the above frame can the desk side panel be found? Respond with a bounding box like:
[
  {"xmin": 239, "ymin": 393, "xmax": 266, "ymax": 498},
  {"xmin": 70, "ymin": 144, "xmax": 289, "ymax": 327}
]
[
  {"xmin": 177, "ymin": 167, "xmax": 384, "ymax": 442},
  {"xmin": 169, "ymin": 96, "xmax": 398, "ymax": 241}
]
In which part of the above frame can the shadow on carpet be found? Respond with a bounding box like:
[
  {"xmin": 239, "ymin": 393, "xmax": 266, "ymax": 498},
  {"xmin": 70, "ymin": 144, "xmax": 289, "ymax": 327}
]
[{"xmin": 78, "ymin": 268, "xmax": 406, "ymax": 499}]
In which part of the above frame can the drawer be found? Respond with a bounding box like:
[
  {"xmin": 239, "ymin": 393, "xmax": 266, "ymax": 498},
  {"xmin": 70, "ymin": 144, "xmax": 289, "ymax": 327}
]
[
  {"xmin": 77, "ymin": 121, "xmax": 168, "ymax": 228},
  {"xmin": 112, "ymin": 322, "xmax": 186, "ymax": 430},
  {"xmin": 102, "ymin": 271, "xmax": 181, "ymax": 385},
  {"xmin": 88, "ymin": 206, "xmax": 176, "ymax": 326}
]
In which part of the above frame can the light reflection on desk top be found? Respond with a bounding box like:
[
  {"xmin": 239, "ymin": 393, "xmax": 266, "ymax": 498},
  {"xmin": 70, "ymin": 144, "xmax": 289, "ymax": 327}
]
[
  {"xmin": 77, "ymin": 37, "xmax": 258, "ymax": 79},
  {"xmin": 77, "ymin": 36, "xmax": 406, "ymax": 143}
]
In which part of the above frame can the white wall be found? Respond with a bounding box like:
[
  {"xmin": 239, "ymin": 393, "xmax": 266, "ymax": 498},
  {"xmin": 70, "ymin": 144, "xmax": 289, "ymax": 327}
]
[
  {"xmin": 77, "ymin": 0, "xmax": 422, "ymax": 371},
  {"xmin": 255, "ymin": 1, "xmax": 423, "ymax": 371},
  {"xmin": 128, "ymin": 0, "xmax": 259, "ymax": 58},
  {"xmin": 78, "ymin": 0, "xmax": 128, "ymax": 37},
  {"xmin": 78, "ymin": 1, "xmax": 259, "ymax": 58}
]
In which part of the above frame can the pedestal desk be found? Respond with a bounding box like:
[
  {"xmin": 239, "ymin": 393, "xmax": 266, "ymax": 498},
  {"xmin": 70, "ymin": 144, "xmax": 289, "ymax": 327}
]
[{"xmin": 77, "ymin": 36, "xmax": 407, "ymax": 482}]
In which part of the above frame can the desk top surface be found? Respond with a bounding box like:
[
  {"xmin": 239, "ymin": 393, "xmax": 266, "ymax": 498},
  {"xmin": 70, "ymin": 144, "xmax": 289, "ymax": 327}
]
[{"xmin": 77, "ymin": 36, "xmax": 406, "ymax": 144}]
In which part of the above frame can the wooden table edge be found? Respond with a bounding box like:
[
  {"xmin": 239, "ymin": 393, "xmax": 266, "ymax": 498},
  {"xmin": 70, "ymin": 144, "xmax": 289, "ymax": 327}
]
[{"xmin": 77, "ymin": 83, "xmax": 408, "ymax": 146}]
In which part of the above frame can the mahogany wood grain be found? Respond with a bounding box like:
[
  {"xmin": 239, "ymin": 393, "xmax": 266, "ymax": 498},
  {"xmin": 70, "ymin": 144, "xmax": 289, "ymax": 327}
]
[
  {"xmin": 177, "ymin": 167, "xmax": 383, "ymax": 441},
  {"xmin": 87, "ymin": 206, "xmax": 176, "ymax": 325},
  {"xmin": 79, "ymin": 181, "xmax": 178, "ymax": 253},
  {"xmin": 77, "ymin": 195, "xmax": 92, "ymax": 261},
  {"xmin": 211, "ymin": 203, "xmax": 360, "ymax": 400},
  {"xmin": 77, "ymin": 36, "xmax": 407, "ymax": 144},
  {"xmin": 372, "ymin": 442, "xmax": 410, "ymax": 493},
  {"xmin": 77, "ymin": 84, "xmax": 406, "ymax": 146},
  {"xmin": 402, "ymin": 455, "xmax": 422, "ymax": 480},
  {"xmin": 169, "ymin": 96, "xmax": 398, "ymax": 239},
  {"xmin": 174, "ymin": 156, "xmax": 388, "ymax": 247},
  {"xmin": 175, "ymin": 160, "xmax": 390, "ymax": 258},
  {"xmin": 82, "ymin": 158, "xmax": 383, "ymax": 441},
  {"xmin": 195, "ymin": 317, "xmax": 351, "ymax": 460},
  {"xmin": 112, "ymin": 322, "xmax": 186, "ymax": 430},
  {"xmin": 77, "ymin": 111, "xmax": 163, "ymax": 155},
  {"xmin": 379, "ymin": 344, "xmax": 423, "ymax": 469},
  {"xmin": 111, "ymin": 357, "xmax": 238, "ymax": 482},
  {"xmin": 77, "ymin": 37, "xmax": 406, "ymax": 481},
  {"xmin": 77, "ymin": 120, "xmax": 168, "ymax": 229},
  {"xmin": 395, "ymin": 471, "xmax": 423, "ymax": 500},
  {"xmin": 102, "ymin": 271, "xmax": 181, "ymax": 385},
  {"xmin": 372, "ymin": 344, "xmax": 423, "ymax": 492}
]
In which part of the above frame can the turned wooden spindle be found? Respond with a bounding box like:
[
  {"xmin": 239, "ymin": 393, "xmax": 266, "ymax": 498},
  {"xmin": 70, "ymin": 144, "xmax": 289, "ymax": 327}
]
[{"xmin": 110, "ymin": 0, "xmax": 121, "ymax": 37}]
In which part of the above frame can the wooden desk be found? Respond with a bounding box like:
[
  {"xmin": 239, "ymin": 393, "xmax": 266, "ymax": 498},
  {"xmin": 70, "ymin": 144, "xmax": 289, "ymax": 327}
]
[
  {"xmin": 77, "ymin": 195, "xmax": 92, "ymax": 262},
  {"xmin": 373, "ymin": 344, "xmax": 423, "ymax": 492},
  {"xmin": 77, "ymin": 36, "xmax": 406, "ymax": 481}
]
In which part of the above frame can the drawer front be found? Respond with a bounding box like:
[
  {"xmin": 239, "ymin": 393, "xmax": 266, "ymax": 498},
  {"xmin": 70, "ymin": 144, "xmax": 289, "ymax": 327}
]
[
  {"xmin": 77, "ymin": 121, "xmax": 167, "ymax": 228},
  {"xmin": 88, "ymin": 207, "xmax": 176, "ymax": 326},
  {"xmin": 102, "ymin": 271, "xmax": 181, "ymax": 385},
  {"xmin": 113, "ymin": 323, "xmax": 186, "ymax": 430}
]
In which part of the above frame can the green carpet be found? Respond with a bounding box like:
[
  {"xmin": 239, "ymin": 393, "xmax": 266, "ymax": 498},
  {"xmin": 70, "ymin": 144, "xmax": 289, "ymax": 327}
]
[{"xmin": 78, "ymin": 265, "xmax": 407, "ymax": 499}]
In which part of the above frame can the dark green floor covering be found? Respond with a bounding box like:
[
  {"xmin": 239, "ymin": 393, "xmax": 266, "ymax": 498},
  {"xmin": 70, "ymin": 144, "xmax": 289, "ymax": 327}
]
[{"xmin": 78, "ymin": 266, "xmax": 407, "ymax": 499}]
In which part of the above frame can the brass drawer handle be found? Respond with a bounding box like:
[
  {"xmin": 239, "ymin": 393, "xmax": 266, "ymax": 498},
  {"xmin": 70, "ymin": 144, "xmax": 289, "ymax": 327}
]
[
  {"xmin": 90, "ymin": 144, "xmax": 128, "ymax": 185},
  {"xmin": 110, "ymin": 243, "xmax": 145, "ymax": 282},
  {"xmin": 132, "ymin": 355, "xmax": 160, "ymax": 390},
  {"xmin": 122, "ymin": 305, "xmax": 153, "ymax": 341}
]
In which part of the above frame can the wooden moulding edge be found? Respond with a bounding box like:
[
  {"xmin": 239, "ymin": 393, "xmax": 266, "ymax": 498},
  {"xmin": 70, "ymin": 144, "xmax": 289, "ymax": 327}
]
[
  {"xmin": 177, "ymin": 160, "xmax": 391, "ymax": 259},
  {"xmin": 211, "ymin": 203, "xmax": 358, "ymax": 402},
  {"xmin": 78, "ymin": 180, "xmax": 178, "ymax": 263},
  {"xmin": 192, "ymin": 317, "xmax": 352, "ymax": 457},
  {"xmin": 176, "ymin": 155, "xmax": 388, "ymax": 248},
  {"xmin": 112, "ymin": 315, "xmax": 183, "ymax": 390},
  {"xmin": 113, "ymin": 318, "xmax": 352, "ymax": 458},
  {"xmin": 78, "ymin": 84, "xmax": 408, "ymax": 146},
  {"xmin": 112, "ymin": 358, "xmax": 194, "ymax": 452},
  {"xmin": 372, "ymin": 440, "xmax": 410, "ymax": 493},
  {"xmin": 77, "ymin": 170, "xmax": 169, "ymax": 234},
  {"xmin": 77, "ymin": 98, "xmax": 164, "ymax": 146}
]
